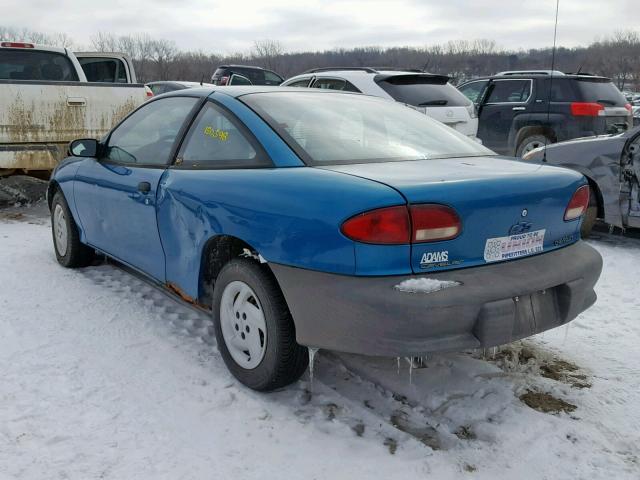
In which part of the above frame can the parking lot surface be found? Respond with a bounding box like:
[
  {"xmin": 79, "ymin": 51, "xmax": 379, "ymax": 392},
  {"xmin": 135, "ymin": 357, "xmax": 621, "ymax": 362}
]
[{"xmin": 1, "ymin": 206, "xmax": 638, "ymax": 479}]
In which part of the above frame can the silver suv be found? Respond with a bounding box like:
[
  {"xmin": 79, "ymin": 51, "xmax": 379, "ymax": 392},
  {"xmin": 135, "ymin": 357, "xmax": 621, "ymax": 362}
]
[{"xmin": 281, "ymin": 67, "xmax": 478, "ymax": 139}]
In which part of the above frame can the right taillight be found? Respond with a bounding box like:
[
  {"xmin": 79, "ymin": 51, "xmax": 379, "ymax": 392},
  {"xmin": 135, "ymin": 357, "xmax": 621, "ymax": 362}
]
[
  {"xmin": 570, "ymin": 102, "xmax": 604, "ymax": 117},
  {"xmin": 341, "ymin": 204, "xmax": 461, "ymax": 244},
  {"xmin": 564, "ymin": 185, "xmax": 590, "ymax": 221}
]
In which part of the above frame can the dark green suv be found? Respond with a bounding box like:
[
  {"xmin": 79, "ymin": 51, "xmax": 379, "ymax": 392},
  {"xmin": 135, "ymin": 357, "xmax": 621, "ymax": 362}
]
[{"xmin": 459, "ymin": 71, "xmax": 632, "ymax": 156}]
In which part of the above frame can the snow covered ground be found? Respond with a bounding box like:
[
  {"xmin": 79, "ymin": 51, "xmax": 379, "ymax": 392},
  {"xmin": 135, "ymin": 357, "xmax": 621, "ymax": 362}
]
[{"xmin": 1, "ymin": 205, "xmax": 639, "ymax": 479}]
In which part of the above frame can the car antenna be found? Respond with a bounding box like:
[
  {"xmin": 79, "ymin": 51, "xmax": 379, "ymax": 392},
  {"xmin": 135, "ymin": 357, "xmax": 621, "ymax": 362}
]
[
  {"xmin": 200, "ymin": 75, "xmax": 204, "ymax": 86},
  {"xmin": 543, "ymin": 0, "xmax": 560, "ymax": 163}
]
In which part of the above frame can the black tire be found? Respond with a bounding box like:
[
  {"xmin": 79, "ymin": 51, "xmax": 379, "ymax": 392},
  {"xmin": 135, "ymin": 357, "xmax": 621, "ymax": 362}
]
[
  {"xmin": 51, "ymin": 191, "xmax": 94, "ymax": 268},
  {"xmin": 580, "ymin": 190, "xmax": 598, "ymax": 238},
  {"xmin": 212, "ymin": 258, "xmax": 308, "ymax": 391},
  {"xmin": 516, "ymin": 134, "xmax": 551, "ymax": 157}
]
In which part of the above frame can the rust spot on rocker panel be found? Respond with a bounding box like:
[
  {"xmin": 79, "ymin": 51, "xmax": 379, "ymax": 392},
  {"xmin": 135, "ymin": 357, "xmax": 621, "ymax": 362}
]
[{"xmin": 166, "ymin": 282, "xmax": 209, "ymax": 311}]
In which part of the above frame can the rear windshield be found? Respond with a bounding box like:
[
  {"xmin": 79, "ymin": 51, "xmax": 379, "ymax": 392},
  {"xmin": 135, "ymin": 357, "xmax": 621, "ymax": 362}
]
[
  {"xmin": 574, "ymin": 79, "xmax": 627, "ymax": 106},
  {"xmin": 0, "ymin": 49, "xmax": 78, "ymax": 81},
  {"xmin": 376, "ymin": 76, "xmax": 471, "ymax": 107},
  {"xmin": 242, "ymin": 91, "xmax": 493, "ymax": 165}
]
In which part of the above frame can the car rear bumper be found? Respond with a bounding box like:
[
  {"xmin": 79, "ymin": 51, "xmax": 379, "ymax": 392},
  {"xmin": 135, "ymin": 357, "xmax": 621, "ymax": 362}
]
[{"xmin": 270, "ymin": 241, "xmax": 602, "ymax": 357}]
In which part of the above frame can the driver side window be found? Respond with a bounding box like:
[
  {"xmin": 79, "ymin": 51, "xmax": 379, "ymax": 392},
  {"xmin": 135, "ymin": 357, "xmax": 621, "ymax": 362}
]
[{"xmin": 104, "ymin": 97, "xmax": 199, "ymax": 166}]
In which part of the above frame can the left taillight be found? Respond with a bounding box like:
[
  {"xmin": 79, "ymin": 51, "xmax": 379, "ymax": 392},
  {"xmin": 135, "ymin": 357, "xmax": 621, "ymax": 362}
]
[
  {"xmin": 144, "ymin": 86, "xmax": 154, "ymax": 99},
  {"xmin": 564, "ymin": 185, "xmax": 590, "ymax": 221},
  {"xmin": 341, "ymin": 206, "xmax": 410, "ymax": 244},
  {"xmin": 341, "ymin": 204, "xmax": 461, "ymax": 245}
]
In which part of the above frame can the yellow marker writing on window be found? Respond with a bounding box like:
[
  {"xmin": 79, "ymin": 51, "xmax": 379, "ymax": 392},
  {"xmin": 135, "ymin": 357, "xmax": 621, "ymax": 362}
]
[{"xmin": 203, "ymin": 126, "xmax": 229, "ymax": 141}]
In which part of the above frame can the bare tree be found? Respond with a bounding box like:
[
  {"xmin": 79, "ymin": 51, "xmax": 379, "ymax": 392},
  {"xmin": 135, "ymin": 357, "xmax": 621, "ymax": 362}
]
[
  {"xmin": 251, "ymin": 39, "xmax": 284, "ymax": 72},
  {"xmin": 2, "ymin": 25, "xmax": 639, "ymax": 91},
  {"xmin": 150, "ymin": 38, "xmax": 177, "ymax": 80}
]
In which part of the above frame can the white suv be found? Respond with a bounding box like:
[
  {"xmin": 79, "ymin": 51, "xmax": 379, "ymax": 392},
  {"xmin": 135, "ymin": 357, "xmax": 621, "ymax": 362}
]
[{"xmin": 281, "ymin": 67, "xmax": 479, "ymax": 139}]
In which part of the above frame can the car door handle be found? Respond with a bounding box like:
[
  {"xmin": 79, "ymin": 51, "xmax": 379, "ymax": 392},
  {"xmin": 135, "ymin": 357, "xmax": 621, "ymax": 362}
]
[
  {"xmin": 67, "ymin": 97, "xmax": 87, "ymax": 107},
  {"xmin": 512, "ymin": 106, "xmax": 526, "ymax": 111},
  {"xmin": 137, "ymin": 181, "xmax": 151, "ymax": 194}
]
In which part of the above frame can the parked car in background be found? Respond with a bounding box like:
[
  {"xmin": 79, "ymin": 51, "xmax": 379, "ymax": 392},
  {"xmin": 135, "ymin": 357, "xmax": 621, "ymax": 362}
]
[
  {"xmin": 522, "ymin": 125, "xmax": 640, "ymax": 237},
  {"xmin": 146, "ymin": 80, "xmax": 216, "ymax": 96},
  {"xmin": 633, "ymin": 105, "xmax": 640, "ymax": 127},
  {"xmin": 0, "ymin": 42, "xmax": 148, "ymax": 175},
  {"xmin": 282, "ymin": 68, "xmax": 478, "ymax": 139},
  {"xmin": 211, "ymin": 65, "xmax": 283, "ymax": 86},
  {"xmin": 458, "ymin": 71, "xmax": 633, "ymax": 156},
  {"xmin": 49, "ymin": 86, "xmax": 601, "ymax": 391}
]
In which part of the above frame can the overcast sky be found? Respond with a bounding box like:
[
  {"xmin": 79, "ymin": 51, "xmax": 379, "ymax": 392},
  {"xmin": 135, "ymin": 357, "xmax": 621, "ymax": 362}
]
[{"xmin": 3, "ymin": 0, "xmax": 637, "ymax": 53}]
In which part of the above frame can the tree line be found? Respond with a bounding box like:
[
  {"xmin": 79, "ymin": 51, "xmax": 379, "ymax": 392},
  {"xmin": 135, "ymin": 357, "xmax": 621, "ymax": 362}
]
[{"xmin": 1, "ymin": 25, "xmax": 639, "ymax": 90}]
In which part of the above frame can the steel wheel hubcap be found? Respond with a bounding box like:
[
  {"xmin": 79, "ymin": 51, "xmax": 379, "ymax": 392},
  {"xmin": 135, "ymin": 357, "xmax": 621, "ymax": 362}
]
[
  {"xmin": 522, "ymin": 140, "xmax": 545, "ymax": 156},
  {"xmin": 53, "ymin": 204, "xmax": 68, "ymax": 256},
  {"xmin": 220, "ymin": 281, "xmax": 267, "ymax": 369}
]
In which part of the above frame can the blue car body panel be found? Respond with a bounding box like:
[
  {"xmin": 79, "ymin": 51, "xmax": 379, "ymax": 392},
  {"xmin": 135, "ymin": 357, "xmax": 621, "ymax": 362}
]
[
  {"xmin": 50, "ymin": 87, "xmax": 588, "ymax": 306},
  {"xmin": 157, "ymin": 166, "xmax": 406, "ymax": 299},
  {"xmin": 73, "ymin": 159, "xmax": 167, "ymax": 280}
]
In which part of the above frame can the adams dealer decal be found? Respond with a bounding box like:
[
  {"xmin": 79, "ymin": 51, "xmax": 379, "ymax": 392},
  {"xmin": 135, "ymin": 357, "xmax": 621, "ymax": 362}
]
[{"xmin": 420, "ymin": 250, "xmax": 451, "ymax": 269}]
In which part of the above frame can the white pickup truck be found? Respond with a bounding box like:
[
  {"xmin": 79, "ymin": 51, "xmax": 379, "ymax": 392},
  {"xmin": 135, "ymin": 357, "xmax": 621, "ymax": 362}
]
[{"xmin": 0, "ymin": 42, "xmax": 150, "ymax": 174}]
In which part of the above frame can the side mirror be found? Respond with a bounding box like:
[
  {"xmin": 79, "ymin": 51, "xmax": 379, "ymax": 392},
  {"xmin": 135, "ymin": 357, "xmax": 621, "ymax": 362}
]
[{"xmin": 69, "ymin": 138, "xmax": 99, "ymax": 157}]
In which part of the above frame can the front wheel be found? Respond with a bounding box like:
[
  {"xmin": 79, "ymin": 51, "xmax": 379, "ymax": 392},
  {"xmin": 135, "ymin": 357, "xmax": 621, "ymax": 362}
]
[
  {"xmin": 212, "ymin": 259, "xmax": 308, "ymax": 391},
  {"xmin": 51, "ymin": 191, "xmax": 94, "ymax": 268}
]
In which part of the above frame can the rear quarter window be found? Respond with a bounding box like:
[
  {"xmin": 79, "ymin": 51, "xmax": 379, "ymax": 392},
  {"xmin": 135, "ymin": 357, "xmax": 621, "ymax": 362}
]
[
  {"xmin": 312, "ymin": 78, "xmax": 360, "ymax": 92},
  {"xmin": 264, "ymin": 70, "xmax": 283, "ymax": 85},
  {"xmin": 78, "ymin": 57, "xmax": 128, "ymax": 83},
  {"xmin": 0, "ymin": 49, "xmax": 78, "ymax": 81},
  {"xmin": 235, "ymin": 68, "xmax": 266, "ymax": 84},
  {"xmin": 377, "ymin": 76, "xmax": 471, "ymax": 107},
  {"xmin": 485, "ymin": 79, "xmax": 532, "ymax": 103}
]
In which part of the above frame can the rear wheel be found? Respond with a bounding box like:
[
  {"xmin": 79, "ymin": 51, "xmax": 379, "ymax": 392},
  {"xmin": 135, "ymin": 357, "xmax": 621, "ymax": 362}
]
[
  {"xmin": 580, "ymin": 190, "xmax": 598, "ymax": 238},
  {"xmin": 212, "ymin": 259, "xmax": 308, "ymax": 391},
  {"xmin": 516, "ymin": 134, "xmax": 551, "ymax": 157},
  {"xmin": 51, "ymin": 191, "xmax": 94, "ymax": 268}
]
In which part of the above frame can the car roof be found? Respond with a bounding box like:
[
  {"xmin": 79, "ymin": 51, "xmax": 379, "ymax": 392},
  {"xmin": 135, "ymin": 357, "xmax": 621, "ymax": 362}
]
[
  {"xmin": 216, "ymin": 65, "xmax": 270, "ymax": 71},
  {"xmin": 158, "ymin": 85, "xmax": 364, "ymax": 99},
  {"xmin": 293, "ymin": 68, "xmax": 435, "ymax": 77},
  {"xmin": 285, "ymin": 69, "xmax": 449, "ymax": 85},
  {"xmin": 461, "ymin": 73, "xmax": 611, "ymax": 83},
  {"xmin": 147, "ymin": 80, "xmax": 215, "ymax": 87}
]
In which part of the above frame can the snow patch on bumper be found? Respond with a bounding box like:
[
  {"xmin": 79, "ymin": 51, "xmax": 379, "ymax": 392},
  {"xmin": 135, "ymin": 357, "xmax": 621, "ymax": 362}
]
[{"xmin": 394, "ymin": 278, "xmax": 461, "ymax": 294}]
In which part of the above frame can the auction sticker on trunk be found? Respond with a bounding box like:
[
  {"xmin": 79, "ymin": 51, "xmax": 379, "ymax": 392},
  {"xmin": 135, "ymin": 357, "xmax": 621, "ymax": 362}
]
[{"xmin": 484, "ymin": 229, "xmax": 545, "ymax": 263}]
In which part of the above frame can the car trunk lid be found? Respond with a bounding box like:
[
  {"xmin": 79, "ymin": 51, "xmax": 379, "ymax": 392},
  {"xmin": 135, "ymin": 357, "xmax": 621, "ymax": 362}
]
[{"xmin": 322, "ymin": 156, "xmax": 586, "ymax": 273}]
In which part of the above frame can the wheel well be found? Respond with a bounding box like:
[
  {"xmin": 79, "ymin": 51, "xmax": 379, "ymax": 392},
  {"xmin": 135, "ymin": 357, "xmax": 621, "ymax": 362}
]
[
  {"xmin": 47, "ymin": 180, "xmax": 60, "ymax": 211},
  {"xmin": 198, "ymin": 235, "xmax": 269, "ymax": 306},
  {"xmin": 515, "ymin": 126, "xmax": 558, "ymax": 151},
  {"xmin": 585, "ymin": 176, "xmax": 604, "ymax": 219}
]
